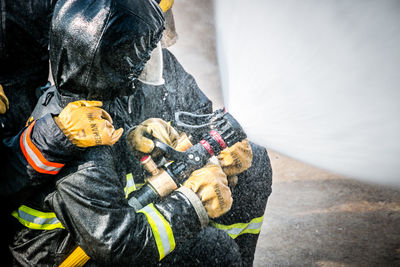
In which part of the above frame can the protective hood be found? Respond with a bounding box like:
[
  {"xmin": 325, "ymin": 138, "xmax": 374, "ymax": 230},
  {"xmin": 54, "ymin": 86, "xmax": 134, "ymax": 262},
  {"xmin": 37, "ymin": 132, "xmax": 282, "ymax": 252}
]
[{"xmin": 50, "ymin": 0, "xmax": 164, "ymax": 100}]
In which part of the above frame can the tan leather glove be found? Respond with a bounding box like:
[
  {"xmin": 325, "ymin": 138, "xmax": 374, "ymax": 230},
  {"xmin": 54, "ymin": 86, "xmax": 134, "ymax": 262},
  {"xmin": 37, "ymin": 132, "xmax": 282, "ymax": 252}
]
[
  {"xmin": 183, "ymin": 164, "xmax": 233, "ymax": 218},
  {"xmin": 174, "ymin": 133, "xmax": 193, "ymax": 152},
  {"xmin": 217, "ymin": 139, "xmax": 253, "ymax": 177},
  {"xmin": 127, "ymin": 118, "xmax": 180, "ymax": 154},
  {"xmin": 54, "ymin": 100, "xmax": 123, "ymax": 147},
  {"xmin": 0, "ymin": 84, "xmax": 9, "ymax": 114}
]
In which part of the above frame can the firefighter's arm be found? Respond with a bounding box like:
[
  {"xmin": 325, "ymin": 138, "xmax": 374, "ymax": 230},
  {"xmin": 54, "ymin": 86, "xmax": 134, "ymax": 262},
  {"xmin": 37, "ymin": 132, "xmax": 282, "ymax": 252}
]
[
  {"xmin": 3, "ymin": 100, "xmax": 122, "ymax": 177},
  {"xmin": 0, "ymin": 101, "xmax": 122, "ymax": 204},
  {"xmin": 211, "ymin": 143, "xmax": 272, "ymax": 266},
  {"xmin": 49, "ymin": 156, "xmax": 232, "ymax": 265},
  {"xmin": 0, "ymin": 113, "xmax": 82, "ymax": 206}
]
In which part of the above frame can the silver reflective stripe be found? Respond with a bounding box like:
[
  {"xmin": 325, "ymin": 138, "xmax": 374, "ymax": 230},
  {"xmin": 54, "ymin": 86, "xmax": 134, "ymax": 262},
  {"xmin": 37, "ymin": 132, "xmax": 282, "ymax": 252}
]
[
  {"xmin": 141, "ymin": 205, "xmax": 172, "ymax": 256},
  {"xmin": 11, "ymin": 205, "xmax": 64, "ymax": 230},
  {"xmin": 223, "ymin": 220, "xmax": 263, "ymax": 236},
  {"xmin": 124, "ymin": 173, "xmax": 136, "ymax": 198},
  {"xmin": 21, "ymin": 127, "xmax": 62, "ymax": 173},
  {"xmin": 211, "ymin": 215, "xmax": 264, "ymax": 239},
  {"xmin": 126, "ymin": 174, "xmax": 135, "ymax": 189},
  {"xmin": 138, "ymin": 204, "xmax": 175, "ymax": 260},
  {"xmin": 17, "ymin": 208, "xmax": 60, "ymax": 226}
]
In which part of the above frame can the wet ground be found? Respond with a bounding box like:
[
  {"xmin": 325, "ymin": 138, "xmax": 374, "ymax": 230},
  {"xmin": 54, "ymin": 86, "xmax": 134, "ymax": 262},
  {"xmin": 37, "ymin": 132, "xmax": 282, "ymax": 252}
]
[
  {"xmin": 170, "ymin": 1, "xmax": 400, "ymax": 266},
  {"xmin": 256, "ymin": 151, "xmax": 400, "ymax": 267}
]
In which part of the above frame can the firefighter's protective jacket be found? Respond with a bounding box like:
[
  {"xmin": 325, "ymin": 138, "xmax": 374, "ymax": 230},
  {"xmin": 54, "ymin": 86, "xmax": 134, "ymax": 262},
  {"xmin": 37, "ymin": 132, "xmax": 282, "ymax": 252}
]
[
  {"xmin": 7, "ymin": 0, "xmax": 211, "ymax": 265},
  {"xmin": 0, "ymin": 0, "xmax": 56, "ymax": 136},
  {"xmin": 138, "ymin": 49, "xmax": 273, "ymax": 267}
]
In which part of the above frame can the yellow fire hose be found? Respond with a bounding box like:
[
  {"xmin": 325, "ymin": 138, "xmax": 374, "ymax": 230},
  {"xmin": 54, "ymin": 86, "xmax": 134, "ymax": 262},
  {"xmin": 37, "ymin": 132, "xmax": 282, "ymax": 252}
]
[{"xmin": 59, "ymin": 246, "xmax": 90, "ymax": 267}]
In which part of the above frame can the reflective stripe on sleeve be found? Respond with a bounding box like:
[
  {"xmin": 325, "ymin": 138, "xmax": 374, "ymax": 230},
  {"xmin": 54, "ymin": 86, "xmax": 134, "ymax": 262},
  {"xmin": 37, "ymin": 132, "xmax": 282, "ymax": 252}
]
[
  {"xmin": 124, "ymin": 173, "xmax": 144, "ymax": 198},
  {"xmin": 210, "ymin": 215, "xmax": 264, "ymax": 239},
  {"xmin": 124, "ymin": 173, "xmax": 136, "ymax": 198},
  {"xmin": 137, "ymin": 203, "xmax": 175, "ymax": 261},
  {"xmin": 20, "ymin": 121, "xmax": 65, "ymax": 175},
  {"xmin": 11, "ymin": 205, "xmax": 64, "ymax": 230}
]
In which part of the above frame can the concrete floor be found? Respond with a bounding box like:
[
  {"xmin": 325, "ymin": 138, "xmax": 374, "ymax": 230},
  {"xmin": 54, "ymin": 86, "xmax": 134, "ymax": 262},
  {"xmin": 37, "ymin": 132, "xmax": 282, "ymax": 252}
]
[
  {"xmin": 170, "ymin": 1, "xmax": 400, "ymax": 266},
  {"xmin": 256, "ymin": 151, "xmax": 400, "ymax": 267}
]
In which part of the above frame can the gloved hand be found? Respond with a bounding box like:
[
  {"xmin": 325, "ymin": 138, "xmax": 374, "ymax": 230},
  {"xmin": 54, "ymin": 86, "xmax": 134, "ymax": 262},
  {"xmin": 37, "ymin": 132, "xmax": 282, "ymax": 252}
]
[
  {"xmin": 217, "ymin": 139, "xmax": 253, "ymax": 176},
  {"xmin": 0, "ymin": 84, "xmax": 9, "ymax": 114},
  {"xmin": 127, "ymin": 118, "xmax": 180, "ymax": 154},
  {"xmin": 54, "ymin": 100, "xmax": 123, "ymax": 147},
  {"xmin": 183, "ymin": 164, "xmax": 233, "ymax": 218},
  {"xmin": 174, "ymin": 133, "xmax": 193, "ymax": 152}
]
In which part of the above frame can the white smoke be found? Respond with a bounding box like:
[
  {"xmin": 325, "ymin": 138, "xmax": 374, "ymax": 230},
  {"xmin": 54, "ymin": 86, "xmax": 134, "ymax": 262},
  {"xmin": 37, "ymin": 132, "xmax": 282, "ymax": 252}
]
[{"xmin": 215, "ymin": 0, "xmax": 400, "ymax": 186}]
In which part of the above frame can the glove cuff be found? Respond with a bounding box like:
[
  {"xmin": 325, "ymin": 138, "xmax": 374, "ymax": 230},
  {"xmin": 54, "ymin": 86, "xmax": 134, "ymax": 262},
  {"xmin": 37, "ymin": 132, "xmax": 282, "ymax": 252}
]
[{"xmin": 177, "ymin": 186, "xmax": 209, "ymax": 228}]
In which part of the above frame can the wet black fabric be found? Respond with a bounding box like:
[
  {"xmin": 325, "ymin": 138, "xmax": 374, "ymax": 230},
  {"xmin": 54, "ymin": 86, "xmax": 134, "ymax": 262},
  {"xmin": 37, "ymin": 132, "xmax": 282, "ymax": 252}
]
[
  {"xmin": 1, "ymin": 113, "xmax": 82, "ymax": 208},
  {"xmin": 160, "ymin": 227, "xmax": 242, "ymax": 267},
  {"xmin": 8, "ymin": 129, "xmax": 203, "ymax": 266},
  {"xmin": 0, "ymin": 3, "xmax": 56, "ymax": 264},
  {"xmin": 215, "ymin": 143, "xmax": 273, "ymax": 266},
  {"xmin": 0, "ymin": 0, "xmax": 56, "ymax": 137},
  {"xmin": 0, "ymin": 0, "xmax": 54, "ymax": 76},
  {"xmin": 0, "ymin": 1, "xmax": 55, "ymax": 226},
  {"xmin": 139, "ymin": 49, "xmax": 212, "ymax": 121}
]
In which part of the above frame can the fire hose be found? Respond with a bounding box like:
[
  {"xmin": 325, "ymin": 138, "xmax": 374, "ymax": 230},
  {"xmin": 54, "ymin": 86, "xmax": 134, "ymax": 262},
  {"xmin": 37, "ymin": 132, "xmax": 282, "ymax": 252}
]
[{"xmin": 60, "ymin": 109, "xmax": 246, "ymax": 266}]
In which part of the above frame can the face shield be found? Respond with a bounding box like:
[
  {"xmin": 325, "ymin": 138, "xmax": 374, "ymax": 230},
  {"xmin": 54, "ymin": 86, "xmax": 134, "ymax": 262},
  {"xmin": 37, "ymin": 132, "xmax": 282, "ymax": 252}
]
[
  {"xmin": 138, "ymin": 2, "xmax": 177, "ymax": 86},
  {"xmin": 138, "ymin": 41, "xmax": 165, "ymax": 86},
  {"xmin": 161, "ymin": 9, "xmax": 178, "ymax": 48}
]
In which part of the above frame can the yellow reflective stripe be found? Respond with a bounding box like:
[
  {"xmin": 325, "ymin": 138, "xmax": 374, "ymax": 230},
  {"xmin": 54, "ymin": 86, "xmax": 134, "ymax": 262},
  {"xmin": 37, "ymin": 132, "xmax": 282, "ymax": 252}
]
[
  {"xmin": 124, "ymin": 173, "xmax": 145, "ymax": 198},
  {"xmin": 11, "ymin": 205, "xmax": 64, "ymax": 230},
  {"xmin": 210, "ymin": 215, "xmax": 264, "ymax": 239},
  {"xmin": 137, "ymin": 203, "xmax": 175, "ymax": 261},
  {"xmin": 136, "ymin": 183, "xmax": 145, "ymax": 188},
  {"xmin": 124, "ymin": 173, "xmax": 136, "ymax": 198}
]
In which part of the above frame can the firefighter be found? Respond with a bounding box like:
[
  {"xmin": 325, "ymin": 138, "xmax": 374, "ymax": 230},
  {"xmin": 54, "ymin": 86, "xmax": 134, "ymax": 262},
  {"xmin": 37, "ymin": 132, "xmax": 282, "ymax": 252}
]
[
  {"xmin": 1, "ymin": 100, "xmax": 123, "ymax": 207},
  {"xmin": 128, "ymin": 6, "xmax": 273, "ymax": 266},
  {"xmin": 1, "ymin": 62, "xmax": 122, "ymax": 267},
  {"xmin": 7, "ymin": 0, "xmax": 239, "ymax": 266}
]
